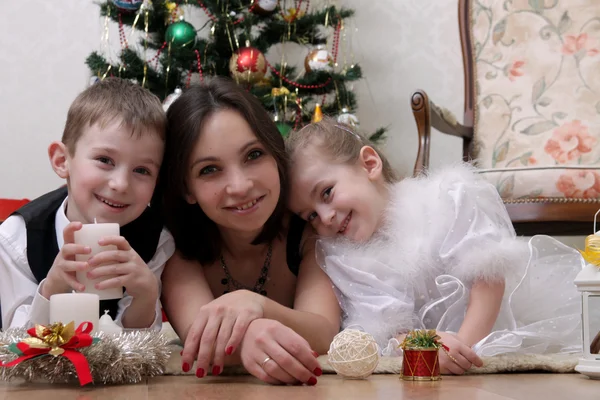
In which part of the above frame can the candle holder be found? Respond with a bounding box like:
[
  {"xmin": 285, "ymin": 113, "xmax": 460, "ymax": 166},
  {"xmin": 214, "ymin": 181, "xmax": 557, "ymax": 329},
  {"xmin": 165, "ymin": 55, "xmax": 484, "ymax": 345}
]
[
  {"xmin": 574, "ymin": 211, "xmax": 600, "ymax": 380},
  {"xmin": 0, "ymin": 324, "xmax": 170, "ymax": 386},
  {"xmin": 399, "ymin": 329, "xmax": 443, "ymax": 381}
]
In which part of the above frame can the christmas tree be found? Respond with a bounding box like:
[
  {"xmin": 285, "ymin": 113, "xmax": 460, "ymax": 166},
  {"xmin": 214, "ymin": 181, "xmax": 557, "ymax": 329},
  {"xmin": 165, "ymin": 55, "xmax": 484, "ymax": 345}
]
[{"xmin": 86, "ymin": 0, "xmax": 384, "ymax": 140}]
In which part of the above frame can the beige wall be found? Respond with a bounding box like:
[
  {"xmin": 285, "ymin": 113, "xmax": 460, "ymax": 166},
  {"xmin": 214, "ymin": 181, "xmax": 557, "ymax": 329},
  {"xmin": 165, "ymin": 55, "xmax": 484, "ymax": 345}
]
[{"xmin": 0, "ymin": 0, "xmax": 465, "ymax": 199}]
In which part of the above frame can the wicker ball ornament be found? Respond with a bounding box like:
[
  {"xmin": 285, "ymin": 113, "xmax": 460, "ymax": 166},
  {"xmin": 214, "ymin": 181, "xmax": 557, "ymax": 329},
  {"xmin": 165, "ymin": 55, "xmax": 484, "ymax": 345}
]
[{"xmin": 327, "ymin": 329, "xmax": 380, "ymax": 379}]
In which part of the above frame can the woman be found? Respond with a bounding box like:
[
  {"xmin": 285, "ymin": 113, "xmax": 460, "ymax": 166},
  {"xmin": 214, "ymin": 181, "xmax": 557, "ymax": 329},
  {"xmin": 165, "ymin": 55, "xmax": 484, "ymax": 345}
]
[{"xmin": 160, "ymin": 77, "xmax": 340, "ymax": 385}]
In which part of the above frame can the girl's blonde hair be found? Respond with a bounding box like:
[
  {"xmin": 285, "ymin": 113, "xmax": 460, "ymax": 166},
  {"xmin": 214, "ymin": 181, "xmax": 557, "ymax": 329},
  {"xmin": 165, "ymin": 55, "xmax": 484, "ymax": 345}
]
[{"xmin": 285, "ymin": 117, "xmax": 398, "ymax": 183}]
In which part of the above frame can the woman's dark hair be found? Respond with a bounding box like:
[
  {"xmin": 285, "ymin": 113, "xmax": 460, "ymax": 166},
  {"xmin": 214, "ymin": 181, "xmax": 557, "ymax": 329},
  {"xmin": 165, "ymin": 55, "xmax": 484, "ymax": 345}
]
[{"xmin": 160, "ymin": 76, "xmax": 289, "ymax": 264}]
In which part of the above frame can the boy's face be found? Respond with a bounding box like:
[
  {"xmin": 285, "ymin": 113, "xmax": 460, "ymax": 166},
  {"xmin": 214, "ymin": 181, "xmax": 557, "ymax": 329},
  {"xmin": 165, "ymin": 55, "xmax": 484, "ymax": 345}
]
[
  {"xmin": 288, "ymin": 147, "xmax": 388, "ymax": 242},
  {"xmin": 61, "ymin": 120, "xmax": 164, "ymax": 226}
]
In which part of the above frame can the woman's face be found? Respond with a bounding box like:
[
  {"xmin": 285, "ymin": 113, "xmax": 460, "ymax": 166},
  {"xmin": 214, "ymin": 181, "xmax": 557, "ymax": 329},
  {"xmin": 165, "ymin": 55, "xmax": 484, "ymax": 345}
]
[{"xmin": 185, "ymin": 109, "xmax": 281, "ymax": 233}]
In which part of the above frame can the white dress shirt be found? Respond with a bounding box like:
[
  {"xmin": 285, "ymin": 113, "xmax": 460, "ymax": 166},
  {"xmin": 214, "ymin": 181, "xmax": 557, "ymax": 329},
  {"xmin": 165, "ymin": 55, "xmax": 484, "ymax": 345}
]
[{"xmin": 0, "ymin": 197, "xmax": 175, "ymax": 330}]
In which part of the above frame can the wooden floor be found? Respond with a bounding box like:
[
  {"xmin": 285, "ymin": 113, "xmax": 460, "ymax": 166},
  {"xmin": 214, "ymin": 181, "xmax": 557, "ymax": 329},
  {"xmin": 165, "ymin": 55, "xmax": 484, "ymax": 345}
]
[{"xmin": 0, "ymin": 373, "xmax": 598, "ymax": 399}]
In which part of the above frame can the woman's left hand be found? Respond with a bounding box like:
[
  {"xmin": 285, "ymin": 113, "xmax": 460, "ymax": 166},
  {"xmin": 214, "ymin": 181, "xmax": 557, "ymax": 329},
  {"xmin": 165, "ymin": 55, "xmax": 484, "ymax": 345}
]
[{"xmin": 181, "ymin": 289, "xmax": 265, "ymax": 377}]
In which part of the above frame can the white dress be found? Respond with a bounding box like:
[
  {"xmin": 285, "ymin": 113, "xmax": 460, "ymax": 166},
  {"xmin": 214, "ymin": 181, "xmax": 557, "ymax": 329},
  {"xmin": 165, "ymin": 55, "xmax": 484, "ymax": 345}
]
[{"xmin": 317, "ymin": 163, "xmax": 585, "ymax": 357}]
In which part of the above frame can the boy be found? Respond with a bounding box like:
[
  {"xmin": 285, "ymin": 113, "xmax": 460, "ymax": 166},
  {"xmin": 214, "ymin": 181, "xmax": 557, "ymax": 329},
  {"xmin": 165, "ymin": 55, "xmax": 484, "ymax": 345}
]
[{"xmin": 0, "ymin": 78, "xmax": 174, "ymax": 330}]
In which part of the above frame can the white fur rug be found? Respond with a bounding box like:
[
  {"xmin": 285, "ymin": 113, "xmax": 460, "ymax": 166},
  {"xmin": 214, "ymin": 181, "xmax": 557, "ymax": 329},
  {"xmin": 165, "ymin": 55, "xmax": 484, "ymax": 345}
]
[{"xmin": 160, "ymin": 324, "xmax": 579, "ymax": 376}]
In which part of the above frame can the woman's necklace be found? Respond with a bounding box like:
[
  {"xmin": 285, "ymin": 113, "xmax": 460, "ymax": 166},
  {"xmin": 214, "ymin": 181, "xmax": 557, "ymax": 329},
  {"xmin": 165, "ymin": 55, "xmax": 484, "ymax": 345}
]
[{"xmin": 220, "ymin": 242, "xmax": 272, "ymax": 296}]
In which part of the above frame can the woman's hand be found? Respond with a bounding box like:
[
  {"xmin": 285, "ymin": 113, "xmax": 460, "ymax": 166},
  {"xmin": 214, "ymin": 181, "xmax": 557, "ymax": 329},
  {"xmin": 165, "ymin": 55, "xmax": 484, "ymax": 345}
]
[
  {"xmin": 239, "ymin": 318, "xmax": 322, "ymax": 385},
  {"xmin": 437, "ymin": 331, "xmax": 483, "ymax": 375},
  {"xmin": 181, "ymin": 289, "xmax": 265, "ymax": 377}
]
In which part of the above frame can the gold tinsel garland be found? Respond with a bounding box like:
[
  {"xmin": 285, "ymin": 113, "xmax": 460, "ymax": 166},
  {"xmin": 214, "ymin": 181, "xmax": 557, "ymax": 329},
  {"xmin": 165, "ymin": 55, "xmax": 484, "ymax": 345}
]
[{"xmin": 0, "ymin": 329, "xmax": 171, "ymax": 385}]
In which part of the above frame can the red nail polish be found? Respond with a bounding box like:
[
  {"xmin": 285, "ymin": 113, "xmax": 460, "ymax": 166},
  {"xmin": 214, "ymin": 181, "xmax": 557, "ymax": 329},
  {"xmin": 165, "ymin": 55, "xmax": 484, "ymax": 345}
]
[
  {"xmin": 196, "ymin": 368, "xmax": 205, "ymax": 378},
  {"xmin": 212, "ymin": 365, "xmax": 221, "ymax": 375},
  {"xmin": 180, "ymin": 351, "xmax": 183, "ymax": 356},
  {"xmin": 307, "ymin": 376, "xmax": 317, "ymax": 386},
  {"xmin": 312, "ymin": 351, "xmax": 319, "ymax": 358},
  {"xmin": 226, "ymin": 346, "xmax": 234, "ymax": 355},
  {"xmin": 182, "ymin": 362, "xmax": 190, "ymax": 372},
  {"xmin": 313, "ymin": 367, "xmax": 322, "ymax": 377}
]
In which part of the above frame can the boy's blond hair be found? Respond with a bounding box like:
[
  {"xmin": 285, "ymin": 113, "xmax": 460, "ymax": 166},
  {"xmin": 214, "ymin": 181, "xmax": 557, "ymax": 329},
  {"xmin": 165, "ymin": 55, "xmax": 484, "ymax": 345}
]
[
  {"xmin": 62, "ymin": 78, "xmax": 166, "ymax": 154},
  {"xmin": 286, "ymin": 117, "xmax": 398, "ymax": 183}
]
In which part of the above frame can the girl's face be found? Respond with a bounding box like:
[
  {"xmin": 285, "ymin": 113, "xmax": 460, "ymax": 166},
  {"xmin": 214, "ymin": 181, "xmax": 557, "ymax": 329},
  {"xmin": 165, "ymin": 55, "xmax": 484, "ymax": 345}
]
[
  {"xmin": 185, "ymin": 109, "xmax": 280, "ymax": 234},
  {"xmin": 288, "ymin": 145, "xmax": 388, "ymax": 242}
]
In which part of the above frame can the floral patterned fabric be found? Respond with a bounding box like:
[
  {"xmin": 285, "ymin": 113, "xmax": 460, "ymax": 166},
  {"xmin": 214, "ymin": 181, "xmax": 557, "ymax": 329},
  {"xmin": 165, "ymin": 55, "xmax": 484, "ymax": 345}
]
[{"xmin": 471, "ymin": 0, "xmax": 600, "ymax": 200}]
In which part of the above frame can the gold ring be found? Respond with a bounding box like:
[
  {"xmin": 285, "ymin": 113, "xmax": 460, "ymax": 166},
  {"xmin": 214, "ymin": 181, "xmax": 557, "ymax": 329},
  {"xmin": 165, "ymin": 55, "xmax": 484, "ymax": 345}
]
[{"xmin": 261, "ymin": 356, "xmax": 272, "ymax": 369}]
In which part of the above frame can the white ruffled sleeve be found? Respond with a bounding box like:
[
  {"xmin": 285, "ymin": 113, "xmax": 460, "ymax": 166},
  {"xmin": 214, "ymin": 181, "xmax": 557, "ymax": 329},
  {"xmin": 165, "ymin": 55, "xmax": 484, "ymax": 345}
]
[{"xmin": 436, "ymin": 169, "xmax": 528, "ymax": 283}]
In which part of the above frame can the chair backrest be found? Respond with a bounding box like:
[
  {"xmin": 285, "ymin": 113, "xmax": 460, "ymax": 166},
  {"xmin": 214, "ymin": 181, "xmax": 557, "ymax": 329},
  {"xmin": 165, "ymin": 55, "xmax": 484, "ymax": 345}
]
[
  {"xmin": 462, "ymin": 0, "xmax": 600, "ymax": 202},
  {"xmin": 0, "ymin": 198, "xmax": 30, "ymax": 223}
]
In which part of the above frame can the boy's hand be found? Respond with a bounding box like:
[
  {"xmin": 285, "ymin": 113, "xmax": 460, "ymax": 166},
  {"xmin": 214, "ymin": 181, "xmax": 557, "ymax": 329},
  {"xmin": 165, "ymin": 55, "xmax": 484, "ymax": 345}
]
[
  {"xmin": 437, "ymin": 331, "xmax": 483, "ymax": 375},
  {"xmin": 86, "ymin": 236, "xmax": 158, "ymax": 302},
  {"xmin": 42, "ymin": 221, "xmax": 90, "ymax": 298}
]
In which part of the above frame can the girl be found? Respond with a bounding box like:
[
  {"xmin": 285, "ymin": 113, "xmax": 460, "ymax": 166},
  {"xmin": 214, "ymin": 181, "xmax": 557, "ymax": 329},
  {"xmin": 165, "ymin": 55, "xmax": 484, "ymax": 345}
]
[
  {"xmin": 159, "ymin": 78, "xmax": 340, "ymax": 385},
  {"xmin": 286, "ymin": 117, "xmax": 584, "ymax": 375}
]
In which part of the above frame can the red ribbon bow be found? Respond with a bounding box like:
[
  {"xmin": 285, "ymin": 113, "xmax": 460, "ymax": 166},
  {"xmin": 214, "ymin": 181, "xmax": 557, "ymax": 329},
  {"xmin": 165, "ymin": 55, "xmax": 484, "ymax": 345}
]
[{"xmin": 0, "ymin": 321, "xmax": 95, "ymax": 386}]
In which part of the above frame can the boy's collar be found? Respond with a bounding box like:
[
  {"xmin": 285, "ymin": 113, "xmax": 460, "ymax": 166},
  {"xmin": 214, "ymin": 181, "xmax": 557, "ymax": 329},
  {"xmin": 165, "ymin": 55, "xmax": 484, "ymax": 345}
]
[{"xmin": 54, "ymin": 196, "xmax": 69, "ymax": 249}]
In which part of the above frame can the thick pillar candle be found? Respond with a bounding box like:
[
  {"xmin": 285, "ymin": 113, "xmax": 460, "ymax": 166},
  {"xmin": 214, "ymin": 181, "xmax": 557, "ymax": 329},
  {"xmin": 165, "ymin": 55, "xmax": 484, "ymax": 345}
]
[
  {"xmin": 74, "ymin": 222, "xmax": 123, "ymax": 300},
  {"xmin": 49, "ymin": 293, "xmax": 100, "ymax": 333}
]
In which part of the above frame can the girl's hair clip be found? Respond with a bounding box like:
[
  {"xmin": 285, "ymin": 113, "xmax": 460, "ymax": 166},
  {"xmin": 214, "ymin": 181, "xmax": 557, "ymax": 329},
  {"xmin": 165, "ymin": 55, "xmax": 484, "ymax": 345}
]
[{"xmin": 335, "ymin": 124, "xmax": 361, "ymax": 140}]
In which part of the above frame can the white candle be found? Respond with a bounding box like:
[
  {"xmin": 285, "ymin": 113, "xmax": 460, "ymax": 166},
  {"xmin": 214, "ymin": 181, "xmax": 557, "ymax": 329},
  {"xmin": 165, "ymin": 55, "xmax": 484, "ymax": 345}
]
[
  {"xmin": 49, "ymin": 293, "xmax": 100, "ymax": 333},
  {"xmin": 98, "ymin": 310, "xmax": 123, "ymax": 335},
  {"xmin": 74, "ymin": 222, "xmax": 123, "ymax": 300}
]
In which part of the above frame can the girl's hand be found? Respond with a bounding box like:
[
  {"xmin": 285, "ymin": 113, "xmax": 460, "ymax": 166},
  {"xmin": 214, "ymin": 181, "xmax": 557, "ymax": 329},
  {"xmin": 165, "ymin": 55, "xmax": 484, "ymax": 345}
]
[
  {"xmin": 181, "ymin": 290, "xmax": 265, "ymax": 377},
  {"xmin": 239, "ymin": 318, "xmax": 321, "ymax": 385},
  {"xmin": 437, "ymin": 331, "xmax": 483, "ymax": 375}
]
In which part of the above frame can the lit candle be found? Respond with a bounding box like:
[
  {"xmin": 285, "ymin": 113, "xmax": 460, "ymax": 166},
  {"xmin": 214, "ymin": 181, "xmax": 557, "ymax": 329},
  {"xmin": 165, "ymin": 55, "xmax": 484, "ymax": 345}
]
[
  {"xmin": 74, "ymin": 221, "xmax": 123, "ymax": 300},
  {"xmin": 98, "ymin": 310, "xmax": 123, "ymax": 335},
  {"xmin": 49, "ymin": 293, "xmax": 100, "ymax": 333}
]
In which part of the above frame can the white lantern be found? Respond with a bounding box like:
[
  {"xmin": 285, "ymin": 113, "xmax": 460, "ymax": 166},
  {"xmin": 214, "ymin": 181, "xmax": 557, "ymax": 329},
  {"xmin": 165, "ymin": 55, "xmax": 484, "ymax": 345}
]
[{"xmin": 574, "ymin": 215, "xmax": 600, "ymax": 379}]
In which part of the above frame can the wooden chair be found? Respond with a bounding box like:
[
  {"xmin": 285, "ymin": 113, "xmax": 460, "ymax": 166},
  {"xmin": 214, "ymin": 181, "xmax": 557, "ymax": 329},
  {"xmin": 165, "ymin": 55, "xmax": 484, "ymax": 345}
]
[{"xmin": 411, "ymin": 0, "xmax": 600, "ymax": 236}]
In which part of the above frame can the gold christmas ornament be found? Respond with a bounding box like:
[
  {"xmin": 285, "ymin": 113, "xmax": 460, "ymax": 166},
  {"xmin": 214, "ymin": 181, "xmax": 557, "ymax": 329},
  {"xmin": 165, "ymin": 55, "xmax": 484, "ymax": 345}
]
[
  {"xmin": 579, "ymin": 234, "xmax": 600, "ymax": 266},
  {"xmin": 282, "ymin": 6, "xmax": 305, "ymax": 22},
  {"xmin": 312, "ymin": 104, "xmax": 323, "ymax": 123},
  {"xmin": 304, "ymin": 47, "xmax": 334, "ymax": 74},
  {"xmin": 327, "ymin": 328, "xmax": 380, "ymax": 379}
]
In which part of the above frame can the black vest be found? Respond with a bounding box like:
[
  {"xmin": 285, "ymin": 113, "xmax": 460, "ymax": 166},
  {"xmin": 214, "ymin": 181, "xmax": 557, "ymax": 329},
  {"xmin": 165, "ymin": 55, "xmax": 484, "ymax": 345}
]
[{"xmin": 13, "ymin": 186, "xmax": 164, "ymax": 319}]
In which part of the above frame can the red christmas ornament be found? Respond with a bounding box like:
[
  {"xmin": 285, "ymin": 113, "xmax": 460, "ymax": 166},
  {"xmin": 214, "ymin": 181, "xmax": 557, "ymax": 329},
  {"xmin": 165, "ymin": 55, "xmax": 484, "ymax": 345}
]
[{"xmin": 229, "ymin": 46, "xmax": 267, "ymax": 84}]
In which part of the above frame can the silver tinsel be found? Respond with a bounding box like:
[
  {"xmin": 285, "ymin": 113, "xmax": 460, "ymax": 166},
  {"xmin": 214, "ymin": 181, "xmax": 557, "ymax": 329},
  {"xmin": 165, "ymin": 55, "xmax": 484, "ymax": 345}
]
[{"xmin": 0, "ymin": 329, "xmax": 171, "ymax": 385}]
